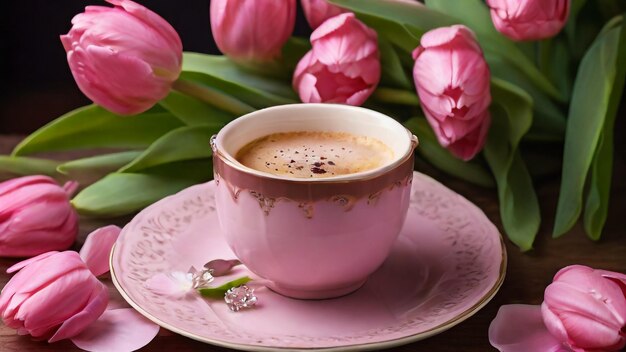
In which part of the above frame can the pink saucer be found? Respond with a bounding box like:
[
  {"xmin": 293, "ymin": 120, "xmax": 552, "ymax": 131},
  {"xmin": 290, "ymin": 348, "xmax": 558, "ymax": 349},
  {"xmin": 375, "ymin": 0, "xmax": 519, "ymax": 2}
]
[{"xmin": 110, "ymin": 172, "xmax": 506, "ymax": 351}]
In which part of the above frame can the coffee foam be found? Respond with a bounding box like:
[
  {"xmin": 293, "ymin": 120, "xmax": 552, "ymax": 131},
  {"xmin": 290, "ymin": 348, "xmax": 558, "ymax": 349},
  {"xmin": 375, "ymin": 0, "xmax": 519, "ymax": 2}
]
[{"xmin": 235, "ymin": 131, "xmax": 394, "ymax": 178}]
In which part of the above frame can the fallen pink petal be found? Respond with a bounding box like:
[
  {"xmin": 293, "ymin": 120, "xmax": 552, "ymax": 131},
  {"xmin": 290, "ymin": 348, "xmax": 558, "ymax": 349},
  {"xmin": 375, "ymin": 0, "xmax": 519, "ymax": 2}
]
[
  {"xmin": 70, "ymin": 308, "xmax": 160, "ymax": 352},
  {"xmin": 144, "ymin": 271, "xmax": 194, "ymax": 298},
  {"xmin": 489, "ymin": 304, "xmax": 568, "ymax": 352},
  {"xmin": 79, "ymin": 225, "xmax": 122, "ymax": 277}
]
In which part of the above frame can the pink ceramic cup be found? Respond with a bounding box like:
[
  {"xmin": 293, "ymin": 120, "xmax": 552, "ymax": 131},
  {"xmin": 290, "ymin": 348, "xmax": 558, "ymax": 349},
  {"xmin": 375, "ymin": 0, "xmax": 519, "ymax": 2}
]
[{"xmin": 211, "ymin": 104, "xmax": 418, "ymax": 299}]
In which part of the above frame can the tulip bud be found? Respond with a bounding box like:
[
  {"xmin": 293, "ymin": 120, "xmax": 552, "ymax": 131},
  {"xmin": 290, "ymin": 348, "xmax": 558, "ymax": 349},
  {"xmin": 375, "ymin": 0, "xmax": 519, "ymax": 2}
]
[
  {"xmin": 542, "ymin": 265, "xmax": 626, "ymax": 352},
  {"xmin": 0, "ymin": 251, "xmax": 108, "ymax": 342},
  {"xmin": 412, "ymin": 25, "xmax": 491, "ymax": 160},
  {"xmin": 210, "ymin": 0, "xmax": 296, "ymax": 62},
  {"xmin": 301, "ymin": 0, "xmax": 346, "ymax": 29},
  {"xmin": 61, "ymin": 0, "xmax": 183, "ymax": 115},
  {"xmin": 293, "ymin": 13, "xmax": 381, "ymax": 106},
  {"xmin": 486, "ymin": 0, "xmax": 570, "ymax": 41},
  {"xmin": 0, "ymin": 176, "xmax": 78, "ymax": 257}
]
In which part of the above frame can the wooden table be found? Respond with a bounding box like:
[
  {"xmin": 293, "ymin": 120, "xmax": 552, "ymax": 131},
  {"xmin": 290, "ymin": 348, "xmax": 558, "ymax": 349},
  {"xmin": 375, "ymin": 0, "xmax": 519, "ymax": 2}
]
[{"xmin": 1, "ymin": 134, "xmax": 625, "ymax": 352}]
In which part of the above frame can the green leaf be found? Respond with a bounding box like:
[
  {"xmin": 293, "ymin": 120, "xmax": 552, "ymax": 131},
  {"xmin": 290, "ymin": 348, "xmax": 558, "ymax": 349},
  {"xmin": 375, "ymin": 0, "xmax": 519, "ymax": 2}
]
[
  {"xmin": 13, "ymin": 105, "xmax": 183, "ymax": 156},
  {"xmin": 72, "ymin": 159, "xmax": 212, "ymax": 217},
  {"xmin": 566, "ymin": 0, "xmax": 589, "ymax": 44},
  {"xmin": 583, "ymin": 18, "xmax": 626, "ymax": 240},
  {"xmin": 159, "ymin": 91, "xmax": 233, "ymax": 126},
  {"xmin": 379, "ymin": 38, "xmax": 413, "ymax": 89},
  {"xmin": 58, "ymin": 151, "xmax": 142, "ymax": 176},
  {"xmin": 425, "ymin": 0, "xmax": 494, "ymax": 34},
  {"xmin": 178, "ymin": 72, "xmax": 285, "ymax": 110},
  {"xmin": 537, "ymin": 39, "xmax": 569, "ymax": 98},
  {"xmin": 372, "ymin": 88, "xmax": 420, "ymax": 107},
  {"xmin": 584, "ymin": 133, "xmax": 613, "ymax": 240},
  {"xmin": 120, "ymin": 125, "xmax": 221, "ymax": 172},
  {"xmin": 485, "ymin": 79, "xmax": 540, "ymax": 251},
  {"xmin": 198, "ymin": 277, "xmax": 252, "ymax": 299},
  {"xmin": 553, "ymin": 19, "xmax": 624, "ymax": 238},
  {"xmin": 488, "ymin": 58, "xmax": 566, "ymax": 140},
  {"xmin": 331, "ymin": 0, "xmax": 455, "ymax": 33},
  {"xmin": 370, "ymin": 17, "xmax": 422, "ymax": 53},
  {"xmin": 486, "ymin": 143, "xmax": 540, "ymax": 252},
  {"xmin": 424, "ymin": 0, "xmax": 564, "ymax": 102},
  {"xmin": 405, "ymin": 117, "xmax": 495, "ymax": 188},
  {"xmin": 172, "ymin": 78, "xmax": 255, "ymax": 115},
  {"xmin": 182, "ymin": 53, "xmax": 298, "ymax": 104},
  {"xmin": 281, "ymin": 37, "xmax": 311, "ymax": 71},
  {"xmin": 0, "ymin": 156, "xmax": 60, "ymax": 178},
  {"xmin": 491, "ymin": 79, "xmax": 534, "ymax": 146}
]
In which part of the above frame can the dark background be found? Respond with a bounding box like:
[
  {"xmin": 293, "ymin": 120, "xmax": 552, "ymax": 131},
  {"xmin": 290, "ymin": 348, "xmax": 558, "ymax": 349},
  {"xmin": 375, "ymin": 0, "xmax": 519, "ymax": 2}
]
[{"xmin": 0, "ymin": 0, "xmax": 312, "ymax": 134}]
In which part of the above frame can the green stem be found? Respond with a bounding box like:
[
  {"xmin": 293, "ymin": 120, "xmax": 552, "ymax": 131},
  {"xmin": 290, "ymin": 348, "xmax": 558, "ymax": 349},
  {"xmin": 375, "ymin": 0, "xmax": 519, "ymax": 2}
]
[
  {"xmin": 537, "ymin": 39, "xmax": 553, "ymax": 79},
  {"xmin": 372, "ymin": 88, "xmax": 421, "ymax": 107},
  {"xmin": 172, "ymin": 78, "xmax": 255, "ymax": 116}
]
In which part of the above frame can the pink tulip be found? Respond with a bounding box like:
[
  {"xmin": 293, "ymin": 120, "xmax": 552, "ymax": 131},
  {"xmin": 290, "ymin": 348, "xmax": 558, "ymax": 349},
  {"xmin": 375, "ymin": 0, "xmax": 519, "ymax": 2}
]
[
  {"xmin": 293, "ymin": 13, "xmax": 380, "ymax": 106},
  {"xmin": 0, "ymin": 251, "xmax": 108, "ymax": 342},
  {"xmin": 210, "ymin": 0, "xmax": 296, "ymax": 62},
  {"xmin": 542, "ymin": 265, "xmax": 626, "ymax": 352},
  {"xmin": 0, "ymin": 176, "xmax": 78, "ymax": 257},
  {"xmin": 0, "ymin": 226, "xmax": 160, "ymax": 351},
  {"xmin": 412, "ymin": 25, "xmax": 491, "ymax": 160},
  {"xmin": 489, "ymin": 265, "xmax": 626, "ymax": 352},
  {"xmin": 61, "ymin": 0, "xmax": 183, "ymax": 115},
  {"xmin": 301, "ymin": 0, "xmax": 346, "ymax": 29},
  {"xmin": 486, "ymin": 0, "xmax": 570, "ymax": 41}
]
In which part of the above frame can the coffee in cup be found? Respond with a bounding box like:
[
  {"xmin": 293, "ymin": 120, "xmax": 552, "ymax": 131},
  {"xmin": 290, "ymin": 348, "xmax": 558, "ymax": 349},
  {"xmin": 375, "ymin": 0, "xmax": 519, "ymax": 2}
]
[{"xmin": 236, "ymin": 131, "xmax": 394, "ymax": 178}]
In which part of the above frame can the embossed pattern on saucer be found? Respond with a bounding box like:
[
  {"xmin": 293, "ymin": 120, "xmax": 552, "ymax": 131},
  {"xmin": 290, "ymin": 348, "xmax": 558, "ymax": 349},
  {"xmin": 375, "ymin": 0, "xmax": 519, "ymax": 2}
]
[{"xmin": 110, "ymin": 172, "xmax": 506, "ymax": 351}]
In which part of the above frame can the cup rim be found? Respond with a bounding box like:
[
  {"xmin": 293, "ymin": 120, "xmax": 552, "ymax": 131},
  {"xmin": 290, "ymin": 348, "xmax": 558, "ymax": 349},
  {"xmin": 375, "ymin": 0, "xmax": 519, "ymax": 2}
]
[{"xmin": 212, "ymin": 103, "xmax": 418, "ymax": 183}]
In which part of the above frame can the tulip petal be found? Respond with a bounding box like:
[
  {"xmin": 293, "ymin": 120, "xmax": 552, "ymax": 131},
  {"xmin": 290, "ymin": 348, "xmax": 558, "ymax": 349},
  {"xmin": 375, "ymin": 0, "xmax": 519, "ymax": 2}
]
[
  {"xmin": 0, "ymin": 176, "xmax": 57, "ymax": 197},
  {"xmin": 0, "ymin": 182, "xmax": 68, "ymax": 220},
  {"xmin": 70, "ymin": 308, "xmax": 159, "ymax": 352},
  {"xmin": 79, "ymin": 225, "xmax": 121, "ymax": 276},
  {"xmin": 106, "ymin": 0, "xmax": 182, "ymax": 55},
  {"xmin": 420, "ymin": 25, "xmax": 479, "ymax": 50},
  {"xmin": 63, "ymin": 181, "xmax": 79, "ymax": 197},
  {"xmin": 598, "ymin": 269, "xmax": 626, "ymax": 288},
  {"xmin": 49, "ymin": 284, "xmax": 108, "ymax": 342},
  {"xmin": 6, "ymin": 251, "xmax": 59, "ymax": 274},
  {"xmin": 447, "ymin": 111, "xmax": 491, "ymax": 161},
  {"xmin": 144, "ymin": 271, "xmax": 193, "ymax": 298},
  {"xmin": 297, "ymin": 73, "xmax": 323, "ymax": 103},
  {"xmin": 346, "ymin": 88, "xmax": 374, "ymax": 107},
  {"xmin": 489, "ymin": 304, "xmax": 568, "ymax": 352},
  {"xmin": 8, "ymin": 201, "xmax": 72, "ymax": 232},
  {"xmin": 302, "ymin": 0, "xmax": 345, "ymax": 29},
  {"xmin": 312, "ymin": 13, "xmax": 378, "ymax": 65}
]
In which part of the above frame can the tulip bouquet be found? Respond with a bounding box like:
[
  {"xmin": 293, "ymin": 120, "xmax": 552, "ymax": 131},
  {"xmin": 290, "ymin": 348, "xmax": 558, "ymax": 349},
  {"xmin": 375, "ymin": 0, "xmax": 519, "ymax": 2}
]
[{"xmin": 1, "ymin": 0, "xmax": 625, "ymax": 251}]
